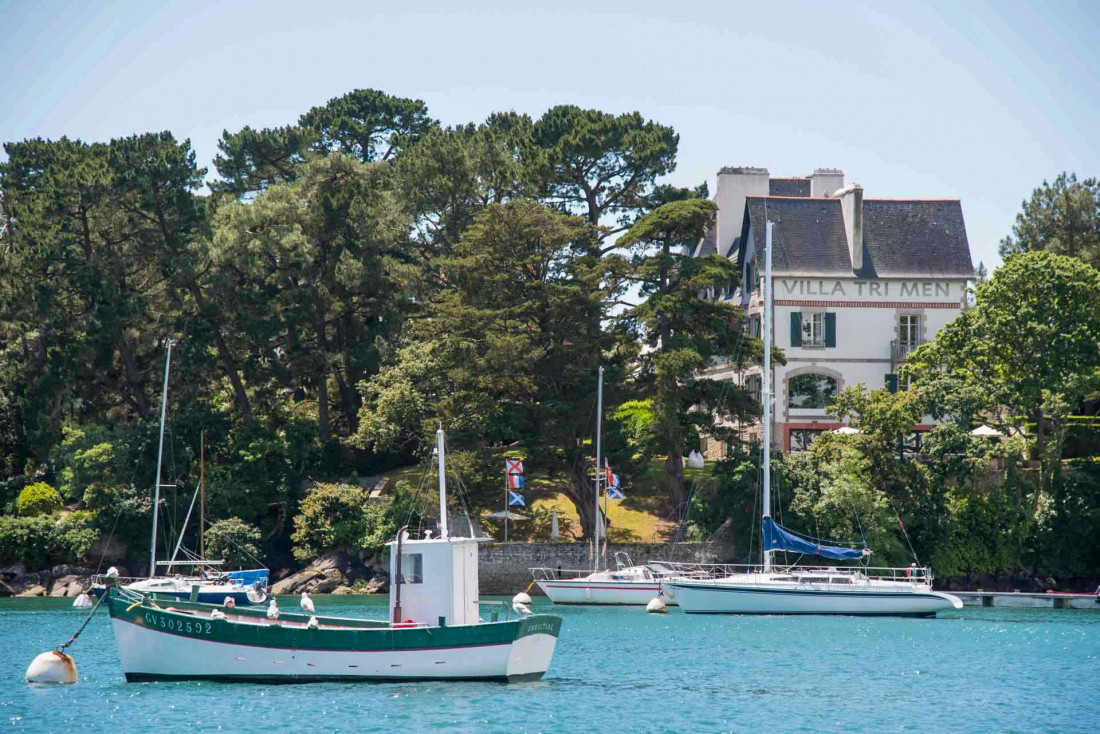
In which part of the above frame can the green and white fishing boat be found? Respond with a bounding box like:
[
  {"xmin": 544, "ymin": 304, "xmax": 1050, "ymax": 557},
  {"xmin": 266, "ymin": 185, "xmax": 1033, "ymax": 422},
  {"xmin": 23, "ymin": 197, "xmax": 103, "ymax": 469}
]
[{"xmin": 105, "ymin": 428, "xmax": 563, "ymax": 683}]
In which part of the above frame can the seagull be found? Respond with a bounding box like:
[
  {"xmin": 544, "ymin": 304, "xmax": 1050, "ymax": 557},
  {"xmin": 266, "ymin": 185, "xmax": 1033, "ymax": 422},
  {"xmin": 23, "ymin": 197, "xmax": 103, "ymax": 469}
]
[
  {"xmin": 300, "ymin": 591, "xmax": 315, "ymax": 614},
  {"xmin": 211, "ymin": 609, "xmax": 226, "ymax": 621},
  {"xmin": 512, "ymin": 600, "xmax": 533, "ymax": 616},
  {"xmin": 267, "ymin": 598, "xmax": 280, "ymax": 620},
  {"xmin": 223, "ymin": 596, "xmax": 236, "ymax": 608},
  {"xmin": 306, "ymin": 616, "xmax": 320, "ymax": 630}
]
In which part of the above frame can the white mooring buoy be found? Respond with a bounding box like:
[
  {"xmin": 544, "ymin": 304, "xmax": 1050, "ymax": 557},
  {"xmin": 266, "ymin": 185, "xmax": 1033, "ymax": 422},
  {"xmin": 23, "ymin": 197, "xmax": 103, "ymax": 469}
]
[
  {"xmin": 646, "ymin": 596, "xmax": 667, "ymax": 614},
  {"xmin": 72, "ymin": 592, "xmax": 93, "ymax": 609},
  {"xmin": 512, "ymin": 591, "xmax": 532, "ymax": 606},
  {"xmin": 25, "ymin": 651, "xmax": 78, "ymax": 684}
]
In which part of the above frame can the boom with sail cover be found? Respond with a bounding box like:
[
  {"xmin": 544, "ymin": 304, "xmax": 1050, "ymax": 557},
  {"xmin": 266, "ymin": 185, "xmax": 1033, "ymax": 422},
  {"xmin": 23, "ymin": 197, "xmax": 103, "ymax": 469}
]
[{"xmin": 763, "ymin": 517, "xmax": 868, "ymax": 561}]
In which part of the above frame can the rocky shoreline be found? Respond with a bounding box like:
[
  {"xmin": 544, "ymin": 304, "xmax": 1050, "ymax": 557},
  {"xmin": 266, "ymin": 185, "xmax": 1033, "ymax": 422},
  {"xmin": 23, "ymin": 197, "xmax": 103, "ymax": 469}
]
[{"xmin": 0, "ymin": 563, "xmax": 100, "ymax": 598}]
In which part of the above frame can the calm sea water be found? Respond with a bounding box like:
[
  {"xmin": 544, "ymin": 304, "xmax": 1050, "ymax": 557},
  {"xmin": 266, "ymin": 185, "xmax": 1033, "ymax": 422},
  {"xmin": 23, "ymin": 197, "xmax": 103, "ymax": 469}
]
[{"xmin": 1, "ymin": 595, "xmax": 1098, "ymax": 733}]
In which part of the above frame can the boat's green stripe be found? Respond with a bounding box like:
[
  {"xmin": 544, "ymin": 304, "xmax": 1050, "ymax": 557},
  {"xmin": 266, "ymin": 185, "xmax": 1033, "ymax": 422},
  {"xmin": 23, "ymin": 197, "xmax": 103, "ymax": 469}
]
[{"xmin": 107, "ymin": 591, "xmax": 561, "ymax": 651}]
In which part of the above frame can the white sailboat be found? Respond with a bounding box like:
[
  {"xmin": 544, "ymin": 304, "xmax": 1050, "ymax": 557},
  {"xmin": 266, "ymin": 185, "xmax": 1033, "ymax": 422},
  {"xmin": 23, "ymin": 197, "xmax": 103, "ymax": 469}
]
[
  {"xmin": 105, "ymin": 428, "xmax": 562, "ymax": 683},
  {"xmin": 530, "ymin": 367, "xmax": 678, "ymax": 605},
  {"xmin": 660, "ymin": 221, "xmax": 962, "ymax": 617},
  {"xmin": 92, "ymin": 341, "xmax": 268, "ymax": 605}
]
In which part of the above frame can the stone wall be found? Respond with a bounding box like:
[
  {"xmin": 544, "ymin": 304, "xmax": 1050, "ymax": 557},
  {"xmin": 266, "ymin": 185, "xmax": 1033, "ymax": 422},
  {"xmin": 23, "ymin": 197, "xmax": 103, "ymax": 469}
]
[{"xmin": 477, "ymin": 541, "xmax": 726, "ymax": 595}]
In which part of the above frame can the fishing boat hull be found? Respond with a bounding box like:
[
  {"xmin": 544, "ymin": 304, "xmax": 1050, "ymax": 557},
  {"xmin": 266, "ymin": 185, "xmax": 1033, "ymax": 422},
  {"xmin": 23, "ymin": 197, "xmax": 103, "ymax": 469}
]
[
  {"xmin": 106, "ymin": 592, "xmax": 561, "ymax": 682},
  {"xmin": 535, "ymin": 579, "xmax": 673, "ymax": 606},
  {"xmin": 663, "ymin": 580, "xmax": 963, "ymax": 617}
]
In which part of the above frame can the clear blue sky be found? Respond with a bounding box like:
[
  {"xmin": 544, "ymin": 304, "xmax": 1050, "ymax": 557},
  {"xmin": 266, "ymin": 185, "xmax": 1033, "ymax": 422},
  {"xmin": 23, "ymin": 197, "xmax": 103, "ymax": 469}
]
[{"xmin": 3, "ymin": 0, "xmax": 1098, "ymax": 270}]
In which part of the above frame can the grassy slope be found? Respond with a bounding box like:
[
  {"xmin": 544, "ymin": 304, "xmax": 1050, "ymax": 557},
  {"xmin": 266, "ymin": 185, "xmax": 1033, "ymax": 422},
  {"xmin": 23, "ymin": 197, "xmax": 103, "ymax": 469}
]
[{"xmin": 382, "ymin": 458, "xmax": 716, "ymax": 543}]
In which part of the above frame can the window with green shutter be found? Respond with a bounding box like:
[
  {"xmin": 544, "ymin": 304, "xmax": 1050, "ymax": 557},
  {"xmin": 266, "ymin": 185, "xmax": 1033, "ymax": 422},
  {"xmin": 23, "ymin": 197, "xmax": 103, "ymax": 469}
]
[
  {"xmin": 790, "ymin": 312, "xmax": 802, "ymax": 346},
  {"xmin": 885, "ymin": 374, "xmax": 899, "ymax": 393},
  {"xmin": 824, "ymin": 312, "xmax": 836, "ymax": 348}
]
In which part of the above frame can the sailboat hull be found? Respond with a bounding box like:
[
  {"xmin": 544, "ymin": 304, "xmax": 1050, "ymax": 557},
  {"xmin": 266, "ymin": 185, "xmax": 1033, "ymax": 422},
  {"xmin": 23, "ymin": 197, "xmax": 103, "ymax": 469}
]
[
  {"xmin": 535, "ymin": 579, "xmax": 671, "ymax": 605},
  {"xmin": 664, "ymin": 581, "xmax": 963, "ymax": 617},
  {"xmin": 107, "ymin": 592, "xmax": 560, "ymax": 683}
]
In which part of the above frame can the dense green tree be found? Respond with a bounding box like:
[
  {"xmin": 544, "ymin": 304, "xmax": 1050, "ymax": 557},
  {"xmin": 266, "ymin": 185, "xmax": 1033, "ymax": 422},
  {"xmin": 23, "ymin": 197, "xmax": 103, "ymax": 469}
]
[
  {"xmin": 907, "ymin": 251, "xmax": 1100, "ymax": 500},
  {"xmin": 209, "ymin": 155, "xmax": 413, "ymax": 441},
  {"xmin": 532, "ymin": 105, "xmax": 678, "ymax": 253},
  {"xmin": 204, "ymin": 517, "xmax": 263, "ymax": 569},
  {"xmin": 999, "ymin": 173, "xmax": 1100, "ymax": 268},
  {"xmin": 618, "ymin": 199, "xmax": 759, "ymax": 520}
]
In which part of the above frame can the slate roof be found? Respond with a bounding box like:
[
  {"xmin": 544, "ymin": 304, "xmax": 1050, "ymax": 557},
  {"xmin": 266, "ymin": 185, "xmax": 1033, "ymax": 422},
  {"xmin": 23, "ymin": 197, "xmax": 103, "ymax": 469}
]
[
  {"xmin": 738, "ymin": 196, "xmax": 974, "ymax": 278},
  {"xmin": 693, "ymin": 222, "xmax": 718, "ymax": 257},
  {"xmin": 769, "ymin": 178, "xmax": 811, "ymax": 197}
]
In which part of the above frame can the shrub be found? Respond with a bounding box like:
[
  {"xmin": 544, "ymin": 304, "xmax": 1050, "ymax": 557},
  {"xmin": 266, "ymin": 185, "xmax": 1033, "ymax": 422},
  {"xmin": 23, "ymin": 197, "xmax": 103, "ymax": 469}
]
[
  {"xmin": 204, "ymin": 517, "xmax": 263, "ymax": 569},
  {"xmin": 0, "ymin": 515, "xmax": 59, "ymax": 569},
  {"xmin": 290, "ymin": 482, "xmax": 400, "ymax": 562},
  {"xmin": 56, "ymin": 510, "xmax": 99, "ymax": 562},
  {"xmin": 16, "ymin": 482, "xmax": 63, "ymax": 517}
]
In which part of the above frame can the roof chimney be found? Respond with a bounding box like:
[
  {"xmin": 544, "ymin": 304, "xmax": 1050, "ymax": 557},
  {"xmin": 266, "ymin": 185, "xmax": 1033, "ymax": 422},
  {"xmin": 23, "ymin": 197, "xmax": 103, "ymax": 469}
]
[
  {"xmin": 810, "ymin": 168, "xmax": 844, "ymax": 198},
  {"xmin": 836, "ymin": 184, "xmax": 863, "ymax": 271},
  {"xmin": 715, "ymin": 167, "xmax": 770, "ymax": 258}
]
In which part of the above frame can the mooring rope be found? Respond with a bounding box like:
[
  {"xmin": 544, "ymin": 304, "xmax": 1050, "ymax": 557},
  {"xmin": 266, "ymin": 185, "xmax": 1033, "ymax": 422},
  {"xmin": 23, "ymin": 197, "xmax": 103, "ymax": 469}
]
[{"xmin": 56, "ymin": 591, "xmax": 108, "ymax": 653}]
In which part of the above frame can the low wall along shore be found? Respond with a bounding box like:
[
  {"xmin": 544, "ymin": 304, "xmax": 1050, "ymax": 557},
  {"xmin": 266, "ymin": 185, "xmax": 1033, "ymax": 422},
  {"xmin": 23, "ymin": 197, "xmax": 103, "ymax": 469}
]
[{"xmin": 477, "ymin": 541, "xmax": 723, "ymax": 595}]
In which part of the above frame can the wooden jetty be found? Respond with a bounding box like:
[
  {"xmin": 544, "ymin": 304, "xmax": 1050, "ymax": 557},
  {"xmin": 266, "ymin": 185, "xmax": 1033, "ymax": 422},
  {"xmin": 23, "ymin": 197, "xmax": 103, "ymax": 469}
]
[{"xmin": 953, "ymin": 591, "xmax": 1099, "ymax": 610}]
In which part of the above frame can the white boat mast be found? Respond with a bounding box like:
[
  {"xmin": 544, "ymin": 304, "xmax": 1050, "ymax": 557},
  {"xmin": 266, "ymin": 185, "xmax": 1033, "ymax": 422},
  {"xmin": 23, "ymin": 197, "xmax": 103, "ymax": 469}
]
[
  {"xmin": 437, "ymin": 426, "xmax": 449, "ymax": 540},
  {"xmin": 149, "ymin": 340, "xmax": 174, "ymax": 578},
  {"xmin": 593, "ymin": 366, "xmax": 603, "ymax": 573},
  {"xmin": 762, "ymin": 221, "xmax": 774, "ymax": 573}
]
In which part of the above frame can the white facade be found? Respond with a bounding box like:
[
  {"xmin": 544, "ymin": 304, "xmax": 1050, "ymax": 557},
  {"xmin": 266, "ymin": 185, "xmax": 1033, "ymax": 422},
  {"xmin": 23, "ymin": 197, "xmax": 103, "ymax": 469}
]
[{"xmin": 698, "ymin": 166, "xmax": 973, "ymax": 455}]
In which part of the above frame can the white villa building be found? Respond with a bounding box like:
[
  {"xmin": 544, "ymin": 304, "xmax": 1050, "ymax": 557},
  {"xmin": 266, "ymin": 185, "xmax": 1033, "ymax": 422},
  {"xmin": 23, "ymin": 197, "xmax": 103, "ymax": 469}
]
[{"xmin": 696, "ymin": 167, "xmax": 974, "ymax": 455}]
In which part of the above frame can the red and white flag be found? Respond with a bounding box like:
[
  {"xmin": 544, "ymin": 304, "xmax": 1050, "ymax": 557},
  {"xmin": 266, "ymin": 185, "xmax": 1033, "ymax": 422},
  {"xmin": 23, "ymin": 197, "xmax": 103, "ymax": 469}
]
[
  {"xmin": 506, "ymin": 459, "xmax": 524, "ymax": 475},
  {"xmin": 604, "ymin": 463, "xmax": 614, "ymax": 486}
]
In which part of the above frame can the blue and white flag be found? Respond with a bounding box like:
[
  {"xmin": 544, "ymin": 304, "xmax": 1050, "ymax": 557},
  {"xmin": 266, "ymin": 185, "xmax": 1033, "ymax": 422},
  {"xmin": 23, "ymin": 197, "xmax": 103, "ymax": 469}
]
[
  {"xmin": 608, "ymin": 484, "xmax": 625, "ymax": 500},
  {"xmin": 508, "ymin": 490, "xmax": 525, "ymax": 507}
]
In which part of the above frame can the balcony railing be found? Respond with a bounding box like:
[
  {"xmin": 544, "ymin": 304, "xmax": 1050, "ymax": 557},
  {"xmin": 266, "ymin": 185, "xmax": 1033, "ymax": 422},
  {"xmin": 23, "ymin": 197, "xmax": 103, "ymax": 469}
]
[{"xmin": 891, "ymin": 339, "xmax": 922, "ymax": 363}]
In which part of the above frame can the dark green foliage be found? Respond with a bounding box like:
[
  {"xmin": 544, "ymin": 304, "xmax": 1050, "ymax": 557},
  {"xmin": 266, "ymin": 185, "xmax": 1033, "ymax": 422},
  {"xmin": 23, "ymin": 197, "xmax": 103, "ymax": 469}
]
[
  {"xmin": 0, "ymin": 512, "xmax": 96, "ymax": 568},
  {"xmin": 204, "ymin": 517, "xmax": 263, "ymax": 570},
  {"xmin": 620, "ymin": 198, "xmax": 760, "ymax": 519},
  {"xmin": 999, "ymin": 172, "xmax": 1100, "ymax": 268}
]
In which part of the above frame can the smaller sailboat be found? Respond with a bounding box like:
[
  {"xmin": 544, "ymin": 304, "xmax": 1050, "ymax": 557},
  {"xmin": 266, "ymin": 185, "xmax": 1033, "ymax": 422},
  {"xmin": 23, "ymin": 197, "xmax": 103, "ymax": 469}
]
[
  {"xmin": 531, "ymin": 367, "xmax": 678, "ymax": 605},
  {"xmin": 105, "ymin": 428, "xmax": 563, "ymax": 683},
  {"xmin": 92, "ymin": 341, "xmax": 268, "ymax": 605}
]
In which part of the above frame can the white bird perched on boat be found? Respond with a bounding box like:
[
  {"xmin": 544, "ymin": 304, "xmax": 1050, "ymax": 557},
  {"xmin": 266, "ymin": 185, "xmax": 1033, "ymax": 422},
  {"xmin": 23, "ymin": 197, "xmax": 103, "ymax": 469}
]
[
  {"xmin": 300, "ymin": 591, "xmax": 315, "ymax": 614},
  {"xmin": 512, "ymin": 600, "xmax": 533, "ymax": 616},
  {"xmin": 267, "ymin": 598, "xmax": 280, "ymax": 620},
  {"xmin": 306, "ymin": 615, "xmax": 320, "ymax": 630},
  {"xmin": 210, "ymin": 609, "xmax": 226, "ymax": 621},
  {"xmin": 223, "ymin": 596, "xmax": 236, "ymax": 608}
]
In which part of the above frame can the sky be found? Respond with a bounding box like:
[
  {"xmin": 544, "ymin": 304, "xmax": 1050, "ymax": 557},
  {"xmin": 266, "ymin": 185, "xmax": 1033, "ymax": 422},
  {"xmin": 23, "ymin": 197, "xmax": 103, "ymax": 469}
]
[{"xmin": 2, "ymin": 0, "xmax": 1098, "ymax": 271}]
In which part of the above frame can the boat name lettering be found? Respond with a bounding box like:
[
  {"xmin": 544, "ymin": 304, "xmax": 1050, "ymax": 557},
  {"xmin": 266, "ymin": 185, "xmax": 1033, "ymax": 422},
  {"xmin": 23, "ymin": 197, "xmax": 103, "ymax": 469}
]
[
  {"xmin": 523, "ymin": 620, "xmax": 558, "ymax": 635},
  {"xmin": 143, "ymin": 611, "xmax": 212, "ymax": 636}
]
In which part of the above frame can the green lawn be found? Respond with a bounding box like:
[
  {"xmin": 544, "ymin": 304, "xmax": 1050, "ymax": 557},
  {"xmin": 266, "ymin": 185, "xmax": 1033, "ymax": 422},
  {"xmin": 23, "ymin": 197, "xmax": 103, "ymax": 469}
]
[{"xmin": 383, "ymin": 458, "xmax": 716, "ymax": 543}]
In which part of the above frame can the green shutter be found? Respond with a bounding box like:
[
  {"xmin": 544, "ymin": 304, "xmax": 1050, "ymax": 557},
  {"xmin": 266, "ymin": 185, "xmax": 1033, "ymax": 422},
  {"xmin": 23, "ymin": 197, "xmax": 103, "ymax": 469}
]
[
  {"xmin": 885, "ymin": 374, "xmax": 898, "ymax": 393},
  {"xmin": 824, "ymin": 313, "xmax": 836, "ymax": 348},
  {"xmin": 790, "ymin": 312, "xmax": 802, "ymax": 347}
]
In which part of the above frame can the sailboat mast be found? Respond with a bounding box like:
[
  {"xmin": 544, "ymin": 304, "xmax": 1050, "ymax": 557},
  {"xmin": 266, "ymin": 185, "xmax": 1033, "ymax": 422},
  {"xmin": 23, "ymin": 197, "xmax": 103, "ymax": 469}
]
[
  {"xmin": 762, "ymin": 221, "xmax": 774, "ymax": 573},
  {"xmin": 437, "ymin": 426, "xmax": 449, "ymax": 540},
  {"xmin": 594, "ymin": 366, "xmax": 603, "ymax": 573},
  {"xmin": 199, "ymin": 431, "xmax": 205, "ymax": 562},
  {"xmin": 149, "ymin": 339, "xmax": 174, "ymax": 578}
]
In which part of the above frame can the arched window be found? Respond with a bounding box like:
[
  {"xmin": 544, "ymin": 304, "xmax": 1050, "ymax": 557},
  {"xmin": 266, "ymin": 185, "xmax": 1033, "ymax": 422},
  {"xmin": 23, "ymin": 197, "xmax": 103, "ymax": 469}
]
[{"xmin": 788, "ymin": 373, "xmax": 838, "ymax": 410}]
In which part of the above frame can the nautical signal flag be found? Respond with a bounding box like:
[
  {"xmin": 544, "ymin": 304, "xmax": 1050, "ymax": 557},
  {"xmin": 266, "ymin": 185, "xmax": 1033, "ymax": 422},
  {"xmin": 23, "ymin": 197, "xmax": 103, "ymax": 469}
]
[
  {"xmin": 604, "ymin": 464, "xmax": 615, "ymax": 487},
  {"xmin": 505, "ymin": 459, "xmax": 524, "ymax": 475},
  {"xmin": 608, "ymin": 485, "xmax": 625, "ymax": 500},
  {"xmin": 508, "ymin": 490, "xmax": 525, "ymax": 507},
  {"xmin": 507, "ymin": 474, "xmax": 524, "ymax": 489}
]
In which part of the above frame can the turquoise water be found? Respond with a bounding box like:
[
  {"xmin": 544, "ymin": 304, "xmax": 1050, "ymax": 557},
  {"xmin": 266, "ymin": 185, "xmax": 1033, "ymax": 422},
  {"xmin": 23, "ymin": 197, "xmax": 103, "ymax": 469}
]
[{"xmin": 2, "ymin": 596, "xmax": 1098, "ymax": 733}]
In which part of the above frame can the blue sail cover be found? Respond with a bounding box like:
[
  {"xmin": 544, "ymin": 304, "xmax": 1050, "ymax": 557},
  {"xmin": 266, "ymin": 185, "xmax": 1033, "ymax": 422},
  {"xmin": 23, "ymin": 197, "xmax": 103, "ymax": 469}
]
[{"xmin": 763, "ymin": 517, "xmax": 867, "ymax": 560}]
